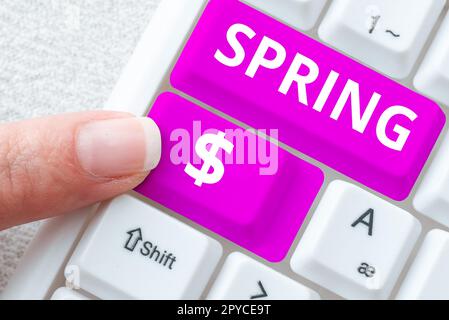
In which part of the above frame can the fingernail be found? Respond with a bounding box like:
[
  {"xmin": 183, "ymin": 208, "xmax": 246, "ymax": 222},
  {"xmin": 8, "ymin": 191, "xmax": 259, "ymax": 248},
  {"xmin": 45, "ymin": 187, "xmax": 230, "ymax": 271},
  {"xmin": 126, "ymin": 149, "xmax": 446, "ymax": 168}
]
[{"xmin": 76, "ymin": 117, "xmax": 161, "ymax": 178}]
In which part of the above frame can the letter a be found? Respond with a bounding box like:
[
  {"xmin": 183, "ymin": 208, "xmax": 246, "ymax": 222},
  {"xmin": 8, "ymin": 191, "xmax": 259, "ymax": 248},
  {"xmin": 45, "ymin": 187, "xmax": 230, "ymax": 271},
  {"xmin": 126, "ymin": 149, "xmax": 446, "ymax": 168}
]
[{"xmin": 351, "ymin": 209, "xmax": 374, "ymax": 236}]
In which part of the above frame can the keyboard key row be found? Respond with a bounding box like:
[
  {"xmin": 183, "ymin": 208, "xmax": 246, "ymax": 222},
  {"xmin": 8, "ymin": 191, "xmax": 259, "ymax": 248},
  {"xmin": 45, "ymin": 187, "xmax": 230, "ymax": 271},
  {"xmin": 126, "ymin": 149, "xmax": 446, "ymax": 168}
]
[
  {"xmin": 63, "ymin": 194, "xmax": 320, "ymax": 300},
  {"xmin": 63, "ymin": 180, "xmax": 443, "ymax": 300},
  {"xmin": 56, "ymin": 227, "xmax": 449, "ymax": 300},
  {"xmin": 171, "ymin": 0, "xmax": 445, "ymax": 201}
]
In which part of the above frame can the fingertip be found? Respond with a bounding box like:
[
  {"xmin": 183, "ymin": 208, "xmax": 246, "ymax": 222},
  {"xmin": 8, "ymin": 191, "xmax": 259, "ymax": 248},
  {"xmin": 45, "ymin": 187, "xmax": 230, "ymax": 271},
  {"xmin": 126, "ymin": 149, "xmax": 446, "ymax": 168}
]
[
  {"xmin": 76, "ymin": 117, "xmax": 161, "ymax": 178},
  {"xmin": 138, "ymin": 117, "xmax": 162, "ymax": 172}
]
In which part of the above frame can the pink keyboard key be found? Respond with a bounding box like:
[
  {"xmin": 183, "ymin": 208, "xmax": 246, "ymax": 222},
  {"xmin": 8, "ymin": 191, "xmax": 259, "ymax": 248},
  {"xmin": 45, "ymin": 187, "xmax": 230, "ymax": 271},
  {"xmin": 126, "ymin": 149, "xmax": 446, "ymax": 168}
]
[
  {"xmin": 171, "ymin": 0, "xmax": 446, "ymax": 200},
  {"xmin": 135, "ymin": 93, "xmax": 324, "ymax": 262}
]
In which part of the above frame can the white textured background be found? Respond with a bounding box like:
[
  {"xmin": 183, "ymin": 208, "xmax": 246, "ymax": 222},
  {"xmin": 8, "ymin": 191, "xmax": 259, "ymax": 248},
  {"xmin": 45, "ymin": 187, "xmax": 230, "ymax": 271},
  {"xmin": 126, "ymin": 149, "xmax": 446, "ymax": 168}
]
[{"xmin": 0, "ymin": 0, "xmax": 161, "ymax": 292}]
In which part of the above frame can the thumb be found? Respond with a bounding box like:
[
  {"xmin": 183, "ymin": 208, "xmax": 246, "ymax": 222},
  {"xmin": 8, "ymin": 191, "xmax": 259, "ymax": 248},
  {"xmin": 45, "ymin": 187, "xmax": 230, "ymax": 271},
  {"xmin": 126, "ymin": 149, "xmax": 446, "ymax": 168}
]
[{"xmin": 0, "ymin": 111, "xmax": 161, "ymax": 230}]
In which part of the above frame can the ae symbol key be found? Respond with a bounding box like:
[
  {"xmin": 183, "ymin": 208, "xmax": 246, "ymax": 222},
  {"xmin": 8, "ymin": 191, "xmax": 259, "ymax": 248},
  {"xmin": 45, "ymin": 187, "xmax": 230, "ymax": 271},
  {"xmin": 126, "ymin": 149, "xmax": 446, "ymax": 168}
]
[{"xmin": 291, "ymin": 181, "xmax": 421, "ymax": 300}]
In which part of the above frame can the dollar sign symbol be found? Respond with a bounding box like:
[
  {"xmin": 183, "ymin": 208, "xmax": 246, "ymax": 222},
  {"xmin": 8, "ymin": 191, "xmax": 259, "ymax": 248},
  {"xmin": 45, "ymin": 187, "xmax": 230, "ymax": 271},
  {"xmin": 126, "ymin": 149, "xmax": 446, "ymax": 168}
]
[{"xmin": 185, "ymin": 131, "xmax": 234, "ymax": 187}]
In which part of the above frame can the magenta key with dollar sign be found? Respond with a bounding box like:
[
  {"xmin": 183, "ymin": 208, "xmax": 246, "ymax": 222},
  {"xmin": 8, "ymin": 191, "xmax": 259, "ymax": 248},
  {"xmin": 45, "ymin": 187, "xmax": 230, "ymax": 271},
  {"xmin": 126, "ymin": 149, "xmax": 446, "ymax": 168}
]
[{"xmin": 135, "ymin": 92, "xmax": 324, "ymax": 262}]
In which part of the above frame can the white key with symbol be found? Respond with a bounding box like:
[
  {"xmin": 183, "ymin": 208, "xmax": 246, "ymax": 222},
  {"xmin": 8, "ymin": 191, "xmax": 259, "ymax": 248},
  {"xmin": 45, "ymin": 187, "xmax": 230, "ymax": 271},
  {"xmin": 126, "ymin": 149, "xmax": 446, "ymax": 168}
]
[
  {"xmin": 244, "ymin": 0, "xmax": 327, "ymax": 31},
  {"xmin": 290, "ymin": 180, "xmax": 421, "ymax": 300},
  {"xmin": 207, "ymin": 252, "xmax": 319, "ymax": 300},
  {"xmin": 318, "ymin": 0, "xmax": 445, "ymax": 78},
  {"xmin": 414, "ymin": 12, "xmax": 449, "ymax": 109},
  {"xmin": 397, "ymin": 230, "xmax": 449, "ymax": 300},
  {"xmin": 50, "ymin": 288, "xmax": 90, "ymax": 300},
  {"xmin": 68, "ymin": 194, "xmax": 222, "ymax": 300}
]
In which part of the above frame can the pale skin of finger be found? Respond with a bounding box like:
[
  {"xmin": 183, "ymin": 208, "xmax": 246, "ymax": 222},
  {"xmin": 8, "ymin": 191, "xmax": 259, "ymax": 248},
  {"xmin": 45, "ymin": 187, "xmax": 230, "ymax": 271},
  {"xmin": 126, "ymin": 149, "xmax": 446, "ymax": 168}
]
[{"xmin": 0, "ymin": 111, "xmax": 161, "ymax": 230}]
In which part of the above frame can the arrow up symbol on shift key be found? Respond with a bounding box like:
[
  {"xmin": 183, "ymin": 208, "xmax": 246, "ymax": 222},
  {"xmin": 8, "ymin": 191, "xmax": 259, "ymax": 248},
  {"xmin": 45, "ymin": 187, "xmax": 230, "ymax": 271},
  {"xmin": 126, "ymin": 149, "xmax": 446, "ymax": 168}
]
[{"xmin": 124, "ymin": 228, "xmax": 143, "ymax": 252}]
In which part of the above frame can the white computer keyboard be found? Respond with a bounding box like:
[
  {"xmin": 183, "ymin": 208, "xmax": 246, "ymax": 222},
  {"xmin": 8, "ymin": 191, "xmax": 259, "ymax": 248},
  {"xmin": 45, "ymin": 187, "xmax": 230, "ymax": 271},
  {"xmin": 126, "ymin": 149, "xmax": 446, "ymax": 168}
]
[{"xmin": 3, "ymin": 0, "xmax": 449, "ymax": 300}]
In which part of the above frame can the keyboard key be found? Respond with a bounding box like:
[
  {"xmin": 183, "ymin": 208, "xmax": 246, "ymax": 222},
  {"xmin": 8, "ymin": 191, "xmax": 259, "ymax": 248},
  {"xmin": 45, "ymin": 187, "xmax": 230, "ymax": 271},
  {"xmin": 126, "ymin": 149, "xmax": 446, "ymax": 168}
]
[
  {"xmin": 68, "ymin": 195, "xmax": 222, "ymax": 300},
  {"xmin": 318, "ymin": 0, "xmax": 445, "ymax": 79},
  {"xmin": 51, "ymin": 288, "xmax": 90, "ymax": 300},
  {"xmin": 208, "ymin": 252, "xmax": 319, "ymax": 300},
  {"xmin": 290, "ymin": 180, "xmax": 421, "ymax": 300},
  {"xmin": 414, "ymin": 132, "xmax": 449, "ymax": 228},
  {"xmin": 136, "ymin": 93, "xmax": 324, "ymax": 262},
  {"xmin": 171, "ymin": 0, "xmax": 445, "ymax": 201},
  {"xmin": 414, "ymin": 12, "xmax": 449, "ymax": 107},
  {"xmin": 396, "ymin": 230, "xmax": 449, "ymax": 300},
  {"xmin": 244, "ymin": 0, "xmax": 327, "ymax": 31}
]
